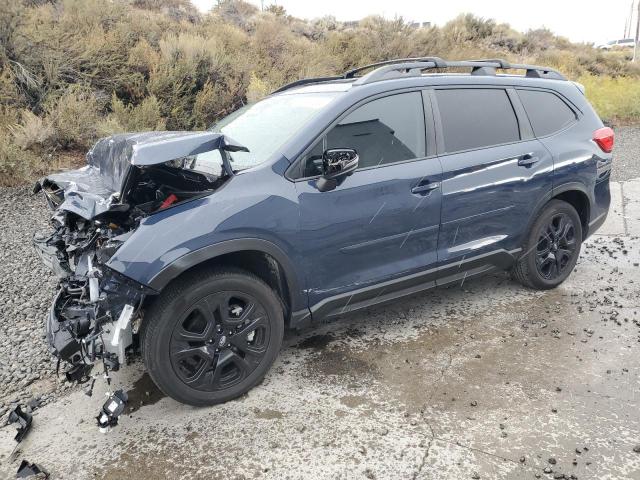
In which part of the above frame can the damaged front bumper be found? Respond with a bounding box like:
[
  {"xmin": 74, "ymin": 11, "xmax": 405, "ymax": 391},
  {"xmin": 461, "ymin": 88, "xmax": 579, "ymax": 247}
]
[
  {"xmin": 43, "ymin": 262, "xmax": 152, "ymax": 372},
  {"xmin": 36, "ymin": 233, "xmax": 153, "ymax": 373},
  {"xmin": 33, "ymin": 130, "xmax": 242, "ymax": 382}
]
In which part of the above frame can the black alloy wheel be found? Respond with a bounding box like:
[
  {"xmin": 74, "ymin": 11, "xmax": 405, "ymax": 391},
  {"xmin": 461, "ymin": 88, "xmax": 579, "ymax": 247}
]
[
  {"xmin": 535, "ymin": 212, "xmax": 578, "ymax": 280},
  {"xmin": 142, "ymin": 268, "xmax": 284, "ymax": 406},
  {"xmin": 512, "ymin": 199, "xmax": 583, "ymax": 290},
  {"xmin": 169, "ymin": 292, "xmax": 270, "ymax": 392}
]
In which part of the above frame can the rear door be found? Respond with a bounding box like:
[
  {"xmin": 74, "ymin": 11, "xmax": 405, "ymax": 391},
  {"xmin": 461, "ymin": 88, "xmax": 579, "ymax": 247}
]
[
  {"xmin": 432, "ymin": 87, "xmax": 553, "ymax": 283},
  {"xmin": 293, "ymin": 91, "xmax": 443, "ymax": 315}
]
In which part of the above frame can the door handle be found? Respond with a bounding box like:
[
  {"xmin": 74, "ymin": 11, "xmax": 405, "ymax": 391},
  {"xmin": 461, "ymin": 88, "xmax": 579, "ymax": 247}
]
[
  {"xmin": 517, "ymin": 153, "xmax": 539, "ymax": 167},
  {"xmin": 411, "ymin": 182, "xmax": 440, "ymax": 195}
]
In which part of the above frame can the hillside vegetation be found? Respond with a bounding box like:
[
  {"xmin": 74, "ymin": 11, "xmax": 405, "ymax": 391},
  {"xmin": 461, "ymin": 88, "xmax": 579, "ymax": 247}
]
[{"xmin": 1, "ymin": 0, "xmax": 638, "ymax": 185}]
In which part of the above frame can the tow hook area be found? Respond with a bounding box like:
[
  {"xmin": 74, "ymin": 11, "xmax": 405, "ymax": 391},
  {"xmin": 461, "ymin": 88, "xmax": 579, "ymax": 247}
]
[{"xmin": 45, "ymin": 259, "xmax": 149, "ymax": 374}]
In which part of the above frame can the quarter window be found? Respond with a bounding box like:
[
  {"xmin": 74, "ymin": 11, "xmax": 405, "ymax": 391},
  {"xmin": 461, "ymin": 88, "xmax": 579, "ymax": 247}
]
[
  {"xmin": 517, "ymin": 89, "xmax": 576, "ymax": 137},
  {"xmin": 435, "ymin": 89, "xmax": 520, "ymax": 153},
  {"xmin": 303, "ymin": 92, "xmax": 426, "ymax": 177}
]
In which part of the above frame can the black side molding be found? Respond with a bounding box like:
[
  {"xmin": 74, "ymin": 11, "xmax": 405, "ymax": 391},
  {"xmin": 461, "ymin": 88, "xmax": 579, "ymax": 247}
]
[{"xmin": 294, "ymin": 248, "xmax": 521, "ymax": 327}]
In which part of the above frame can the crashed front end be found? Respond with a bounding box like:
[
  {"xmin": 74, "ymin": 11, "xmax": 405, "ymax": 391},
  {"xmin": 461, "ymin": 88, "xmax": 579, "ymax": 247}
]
[
  {"xmin": 33, "ymin": 131, "xmax": 244, "ymax": 381},
  {"xmin": 36, "ymin": 222, "xmax": 150, "ymax": 376}
]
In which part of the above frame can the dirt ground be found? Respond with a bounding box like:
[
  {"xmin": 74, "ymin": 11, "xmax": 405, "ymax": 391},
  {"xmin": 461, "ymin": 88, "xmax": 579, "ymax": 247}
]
[{"xmin": 1, "ymin": 139, "xmax": 639, "ymax": 479}]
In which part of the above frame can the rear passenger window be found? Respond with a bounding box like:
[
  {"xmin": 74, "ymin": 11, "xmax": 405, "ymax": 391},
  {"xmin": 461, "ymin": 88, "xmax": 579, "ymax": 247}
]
[
  {"xmin": 517, "ymin": 89, "xmax": 576, "ymax": 137},
  {"xmin": 302, "ymin": 92, "xmax": 426, "ymax": 177},
  {"xmin": 435, "ymin": 89, "xmax": 520, "ymax": 153}
]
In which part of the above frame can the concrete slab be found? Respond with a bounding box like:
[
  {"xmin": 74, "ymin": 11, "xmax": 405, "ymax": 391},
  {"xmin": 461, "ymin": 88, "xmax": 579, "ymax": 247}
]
[
  {"xmin": 596, "ymin": 181, "xmax": 626, "ymax": 236},
  {"xmin": 623, "ymin": 179, "xmax": 640, "ymax": 237}
]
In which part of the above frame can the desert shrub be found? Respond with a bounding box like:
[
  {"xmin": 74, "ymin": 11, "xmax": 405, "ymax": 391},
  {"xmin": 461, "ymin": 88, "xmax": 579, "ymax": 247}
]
[
  {"xmin": 0, "ymin": 131, "xmax": 43, "ymax": 186},
  {"xmin": 245, "ymin": 72, "xmax": 270, "ymax": 103},
  {"xmin": 44, "ymin": 87, "xmax": 102, "ymax": 149},
  {"xmin": 131, "ymin": 0, "xmax": 199, "ymax": 21},
  {"xmin": 149, "ymin": 31, "xmax": 251, "ymax": 129},
  {"xmin": 9, "ymin": 109, "xmax": 53, "ymax": 151},
  {"xmin": 443, "ymin": 14, "xmax": 497, "ymax": 43},
  {"xmin": 100, "ymin": 93, "xmax": 166, "ymax": 134},
  {"xmin": 214, "ymin": 0, "xmax": 258, "ymax": 29}
]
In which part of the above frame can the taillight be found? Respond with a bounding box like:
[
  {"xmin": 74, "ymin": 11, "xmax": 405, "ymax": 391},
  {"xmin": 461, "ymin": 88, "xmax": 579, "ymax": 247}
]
[{"xmin": 593, "ymin": 127, "xmax": 614, "ymax": 153}]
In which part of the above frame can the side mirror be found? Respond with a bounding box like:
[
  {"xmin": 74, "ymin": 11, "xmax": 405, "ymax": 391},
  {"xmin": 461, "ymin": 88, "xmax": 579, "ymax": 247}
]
[{"xmin": 316, "ymin": 149, "xmax": 359, "ymax": 192}]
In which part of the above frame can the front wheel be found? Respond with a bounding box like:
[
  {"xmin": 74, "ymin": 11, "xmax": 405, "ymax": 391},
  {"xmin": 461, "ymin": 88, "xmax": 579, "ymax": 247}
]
[
  {"xmin": 512, "ymin": 200, "xmax": 582, "ymax": 290},
  {"xmin": 141, "ymin": 267, "xmax": 284, "ymax": 406}
]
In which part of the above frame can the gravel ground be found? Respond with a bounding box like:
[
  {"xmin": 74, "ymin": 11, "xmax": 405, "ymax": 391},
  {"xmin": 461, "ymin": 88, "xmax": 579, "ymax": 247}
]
[
  {"xmin": 0, "ymin": 187, "xmax": 63, "ymax": 421},
  {"xmin": 611, "ymin": 126, "xmax": 640, "ymax": 182}
]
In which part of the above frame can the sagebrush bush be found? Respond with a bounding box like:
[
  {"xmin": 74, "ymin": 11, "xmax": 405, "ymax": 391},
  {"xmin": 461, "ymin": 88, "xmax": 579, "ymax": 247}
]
[
  {"xmin": 101, "ymin": 93, "xmax": 166, "ymax": 134},
  {"xmin": 9, "ymin": 109, "xmax": 53, "ymax": 151},
  {"xmin": 245, "ymin": 72, "xmax": 270, "ymax": 103},
  {"xmin": 0, "ymin": 131, "xmax": 43, "ymax": 186},
  {"xmin": 0, "ymin": 0, "xmax": 638, "ymax": 185},
  {"xmin": 45, "ymin": 87, "xmax": 103, "ymax": 149}
]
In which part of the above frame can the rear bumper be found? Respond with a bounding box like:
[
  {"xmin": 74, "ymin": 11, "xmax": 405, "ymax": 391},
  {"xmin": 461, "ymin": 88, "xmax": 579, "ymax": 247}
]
[
  {"xmin": 586, "ymin": 209, "xmax": 608, "ymax": 238},
  {"xmin": 587, "ymin": 173, "xmax": 612, "ymax": 239}
]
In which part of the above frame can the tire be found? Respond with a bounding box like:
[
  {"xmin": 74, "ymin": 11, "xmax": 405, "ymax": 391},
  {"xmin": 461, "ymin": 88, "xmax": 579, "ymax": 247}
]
[
  {"xmin": 512, "ymin": 200, "xmax": 582, "ymax": 290},
  {"xmin": 141, "ymin": 267, "xmax": 284, "ymax": 406}
]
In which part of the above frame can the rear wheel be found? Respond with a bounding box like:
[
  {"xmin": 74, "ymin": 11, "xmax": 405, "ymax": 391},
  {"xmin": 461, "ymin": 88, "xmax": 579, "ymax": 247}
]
[
  {"xmin": 141, "ymin": 267, "xmax": 284, "ymax": 406},
  {"xmin": 513, "ymin": 200, "xmax": 582, "ymax": 290}
]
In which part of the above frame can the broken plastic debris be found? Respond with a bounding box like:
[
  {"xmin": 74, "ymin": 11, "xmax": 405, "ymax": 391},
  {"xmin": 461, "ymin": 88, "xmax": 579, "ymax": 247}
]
[
  {"xmin": 65, "ymin": 363, "xmax": 93, "ymax": 384},
  {"xmin": 16, "ymin": 460, "xmax": 49, "ymax": 479},
  {"xmin": 8, "ymin": 406, "xmax": 32, "ymax": 443},
  {"xmin": 96, "ymin": 389, "xmax": 128, "ymax": 433}
]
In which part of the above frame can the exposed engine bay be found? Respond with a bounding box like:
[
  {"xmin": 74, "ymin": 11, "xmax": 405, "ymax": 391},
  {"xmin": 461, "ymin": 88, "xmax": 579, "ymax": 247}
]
[{"xmin": 33, "ymin": 131, "xmax": 246, "ymax": 405}]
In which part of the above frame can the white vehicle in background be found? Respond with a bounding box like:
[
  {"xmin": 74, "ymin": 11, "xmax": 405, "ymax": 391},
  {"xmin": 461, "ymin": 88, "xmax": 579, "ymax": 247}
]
[{"xmin": 597, "ymin": 38, "xmax": 637, "ymax": 49}]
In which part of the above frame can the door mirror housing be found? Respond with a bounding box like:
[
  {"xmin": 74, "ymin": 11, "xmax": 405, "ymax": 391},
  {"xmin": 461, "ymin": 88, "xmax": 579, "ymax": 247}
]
[{"xmin": 316, "ymin": 149, "xmax": 359, "ymax": 192}]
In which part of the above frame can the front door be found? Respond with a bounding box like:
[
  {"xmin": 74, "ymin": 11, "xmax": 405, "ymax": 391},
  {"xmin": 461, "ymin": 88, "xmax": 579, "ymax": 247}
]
[{"xmin": 294, "ymin": 91, "xmax": 443, "ymax": 317}]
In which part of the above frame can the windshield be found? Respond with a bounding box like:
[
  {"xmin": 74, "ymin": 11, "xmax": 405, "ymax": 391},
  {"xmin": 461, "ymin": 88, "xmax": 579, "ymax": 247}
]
[{"xmin": 211, "ymin": 92, "xmax": 338, "ymax": 170}]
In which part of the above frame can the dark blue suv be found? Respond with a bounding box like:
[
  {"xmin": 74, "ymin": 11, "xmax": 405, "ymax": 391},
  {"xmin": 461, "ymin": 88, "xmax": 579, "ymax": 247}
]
[{"xmin": 34, "ymin": 58, "xmax": 613, "ymax": 406}]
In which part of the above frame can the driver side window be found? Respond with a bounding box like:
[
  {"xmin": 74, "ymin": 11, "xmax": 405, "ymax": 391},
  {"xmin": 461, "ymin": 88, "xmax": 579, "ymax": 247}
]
[{"xmin": 302, "ymin": 91, "xmax": 426, "ymax": 177}]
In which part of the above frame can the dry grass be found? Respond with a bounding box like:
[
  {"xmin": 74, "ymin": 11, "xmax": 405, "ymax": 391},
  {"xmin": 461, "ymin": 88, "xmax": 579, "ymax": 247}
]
[{"xmin": 580, "ymin": 74, "xmax": 640, "ymax": 124}]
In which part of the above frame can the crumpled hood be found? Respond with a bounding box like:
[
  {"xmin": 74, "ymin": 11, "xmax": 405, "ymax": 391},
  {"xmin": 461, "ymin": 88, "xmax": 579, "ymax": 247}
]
[{"xmin": 34, "ymin": 131, "xmax": 247, "ymax": 220}]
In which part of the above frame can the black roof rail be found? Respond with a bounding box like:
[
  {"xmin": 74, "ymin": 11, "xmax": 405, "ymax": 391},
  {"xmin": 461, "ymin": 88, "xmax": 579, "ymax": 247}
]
[
  {"xmin": 343, "ymin": 57, "xmax": 447, "ymax": 78},
  {"xmin": 468, "ymin": 58, "xmax": 566, "ymax": 80},
  {"xmin": 352, "ymin": 61, "xmax": 437, "ymax": 85},
  {"xmin": 470, "ymin": 58, "xmax": 512, "ymax": 69},
  {"xmin": 271, "ymin": 76, "xmax": 343, "ymax": 94},
  {"xmin": 353, "ymin": 58, "xmax": 567, "ymax": 85},
  {"xmin": 271, "ymin": 58, "xmax": 447, "ymax": 94},
  {"xmin": 271, "ymin": 57, "xmax": 566, "ymax": 94}
]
